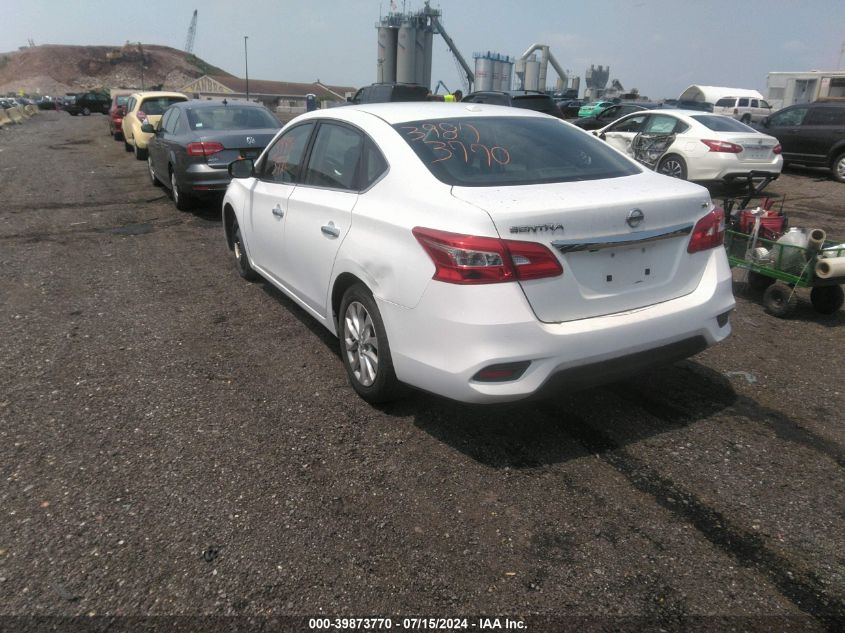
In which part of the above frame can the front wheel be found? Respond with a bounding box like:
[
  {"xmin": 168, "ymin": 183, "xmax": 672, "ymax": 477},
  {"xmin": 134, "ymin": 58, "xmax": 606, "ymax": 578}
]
[
  {"xmin": 810, "ymin": 285, "xmax": 844, "ymax": 314},
  {"xmin": 82, "ymin": 107, "xmax": 91, "ymax": 116},
  {"xmin": 832, "ymin": 152, "xmax": 845, "ymax": 183},
  {"xmin": 339, "ymin": 284, "xmax": 402, "ymax": 403},
  {"xmin": 232, "ymin": 225, "xmax": 259, "ymax": 281},
  {"xmin": 657, "ymin": 154, "xmax": 688, "ymax": 180}
]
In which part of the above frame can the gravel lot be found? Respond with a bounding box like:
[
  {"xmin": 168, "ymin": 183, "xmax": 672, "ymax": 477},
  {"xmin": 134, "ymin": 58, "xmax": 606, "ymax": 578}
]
[{"xmin": 0, "ymin": 111, "xmax": 843, "ymax": 631}]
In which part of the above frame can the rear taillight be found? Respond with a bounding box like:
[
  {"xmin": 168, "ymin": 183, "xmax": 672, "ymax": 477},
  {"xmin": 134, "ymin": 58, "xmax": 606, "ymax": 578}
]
[
  {"xmin": 137, "ymin": 110, "xmax": 146, "ymax": 121},
  {"xmin": 687, "ymin": 208, "xmax": 725, "ymax": 254},
  {"xmin": 412, "ymin": 227, "xmax": 563, "ymax": 284},
  {"xmin": 772, "ymin": 144, "xmax": 782, "ymax": 155},
  {"xmin": 701, "ymin": 139, "xmax": 742, "ymax": 153},
  {"xmin": 186, "ymin": 141, "xmax": 225, "ymax": 157}
]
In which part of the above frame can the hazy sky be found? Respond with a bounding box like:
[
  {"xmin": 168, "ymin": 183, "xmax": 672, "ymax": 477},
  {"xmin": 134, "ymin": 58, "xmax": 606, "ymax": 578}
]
[{"xmin": 2, "ymin": 0, "xmax": 844, "ymax": 98}]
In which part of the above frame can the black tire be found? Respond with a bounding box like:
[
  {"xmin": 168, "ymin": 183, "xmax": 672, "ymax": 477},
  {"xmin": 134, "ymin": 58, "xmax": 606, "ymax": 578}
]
[
  {"xmin": 82, "ymin": 107, "xmax": 91, "ymax": 116},
  {"xmin": 124, "ymin": 138, "xmax": 133, "ymax": 152},
  {"xmin": 170, "ymin": 170, "xmax": 192, "ymax": 211},
  {"xmin": 338, "ymin": 284, "xmax": 402, "ymax": 403},
  {"xmin": 748, "ymin": 271, "xmax": 776, "ymax": 291},
  {"xmin": 763, "ymin": 282, "xmax": 797, "ymax": 318},
  {"xmin": 657, "ymin": 154, "xmax": 688, "ymax": 180},
  {"xmin": 147, "ymin": 156, "xmax": 161, "ymax": 187},
  {"xmin": 232, "ymin": 225, "xmax": 259, "ymax": 282},
  {"xmin": 134, "ymin": 142, "xmax": 147, "ymax": 161},
  {"xmin": 810, "ymin": 285, "xmax": 844, "ymax": 315},
  {"xmin": 832, "ymin": 152, "xmax": 845, "ymax": 184},
  {"xmin": 740, "ymin": 114, "xmax": 751, "ymax": 124}
]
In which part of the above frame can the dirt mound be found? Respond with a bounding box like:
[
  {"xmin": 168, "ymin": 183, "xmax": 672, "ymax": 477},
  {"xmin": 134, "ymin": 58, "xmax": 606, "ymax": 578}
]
[{"xmin": 0, "ymin": 43, "xmax": 232, "ymax": 96}]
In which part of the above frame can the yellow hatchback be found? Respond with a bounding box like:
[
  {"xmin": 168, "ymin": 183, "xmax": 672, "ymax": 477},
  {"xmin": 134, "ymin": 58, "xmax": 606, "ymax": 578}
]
[{"xmin": 122, "ymin": 91, "xmax": 188, "ymax": 160}]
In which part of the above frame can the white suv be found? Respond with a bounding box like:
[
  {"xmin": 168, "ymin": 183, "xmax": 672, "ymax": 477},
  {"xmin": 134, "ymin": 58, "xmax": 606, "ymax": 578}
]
[{"xmin": 714, "ymin": 96, "xmax": 773, "ymax": 124}]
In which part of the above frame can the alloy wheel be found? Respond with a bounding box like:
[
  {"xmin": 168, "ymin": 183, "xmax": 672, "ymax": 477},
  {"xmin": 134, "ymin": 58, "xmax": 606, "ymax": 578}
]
[
  {"xmin": 171, "ymin": 172, "xmax": 179, "ymax": 204},
  {"xmin": 836, "ymin": 156, "xmax": 845, "ymax": 180},
  {"xmin": 660, "ymin": 158, "xmax": 684, "ymax": 179},
  {"xmin": 343, "ymin": 301, "xmax": 379, "ymax": 387}
]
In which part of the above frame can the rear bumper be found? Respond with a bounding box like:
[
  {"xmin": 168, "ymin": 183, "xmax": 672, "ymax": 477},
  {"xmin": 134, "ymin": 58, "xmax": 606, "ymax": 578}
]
[
  {"xmin": 379, "ymin": 247, "xmax": 735, "ymax": 404},
  {"xmin": 688, "ymin": 153, "xmax": 783, "ymax": 182},
  {"xmin": 179, "ymin": 163, "xmax": 232, "ymax": 196}
]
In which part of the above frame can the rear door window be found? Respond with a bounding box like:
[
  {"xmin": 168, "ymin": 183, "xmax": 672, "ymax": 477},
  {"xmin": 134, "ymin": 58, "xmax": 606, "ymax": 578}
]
[
  {"xmin": 715, "ymin": 98, "xmax": 735, "ymax": 107},
  {"xmin": 303, "ymin": 123, "xmax": 364, "ymax": 191},
  {"xmin": 804, "ymin": 107, "xmax": 845, "ymax": 126},
  {"xmin": 642, "ymin": 114, "xmax": 680, "ymax": 134}
]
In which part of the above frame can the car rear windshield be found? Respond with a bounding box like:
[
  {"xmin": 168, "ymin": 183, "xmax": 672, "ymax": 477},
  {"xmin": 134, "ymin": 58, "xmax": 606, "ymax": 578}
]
[
  {"xmin": 140, "ymin": 97, "xmax": 187, "ymax": 115},
  {"xmin": 186, "ymin": 106, "xmax": 280, "ymax": 131},
  {"xmin": 116, "ymin": 96, "xmax": 129, "ymax": 106},
  {"xmin": 691, "ymin": 115, "xmax": 756, "ymax": 133},
  {"xmin": 393, "ymin": 116, "xmax": 640, "ymax": 187}
]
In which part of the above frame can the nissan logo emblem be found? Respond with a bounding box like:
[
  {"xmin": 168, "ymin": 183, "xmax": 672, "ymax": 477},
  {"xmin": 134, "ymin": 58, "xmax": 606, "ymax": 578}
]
[{"xmin": 626, "ymin": 208, "xmax": 645, "ymax": 228}]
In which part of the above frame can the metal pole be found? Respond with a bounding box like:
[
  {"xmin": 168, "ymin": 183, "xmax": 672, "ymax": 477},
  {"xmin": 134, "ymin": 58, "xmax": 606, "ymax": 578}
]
[{"xmin": 244, "ymin": 36, "xmax": 249, "ymax": 101}]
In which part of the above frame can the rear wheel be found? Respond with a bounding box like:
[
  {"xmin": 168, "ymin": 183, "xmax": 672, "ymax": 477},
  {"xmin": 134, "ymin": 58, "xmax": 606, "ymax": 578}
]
[
  {"xmin": 82, "ymin": 107, "xmax": 91, "ymax": 116},
  {"xmin": 232, "ymin": 225, "xmax": 259, "ymax": 281},
  {"xmin": 170, "ymin": 170, "xmax": 192, "ymax": 211},
  {"xmin": 763, "ymin": 282, "xmax": 797, "ymax": 318},
  {"xmin": 740, "ymin": 114, "xmax": 751, "ymax": 124},
  {"xmin": 832, "ymin": 152, "xmax": 845, "ymax": 183},
  {"xmin": 339, "ymin": 284, "xmax": 402, "ymax": 403},
  {"xmin": 134, "ymin": 142, "xmax": 147, "ymax": 161},
  {"xmin": 810, "ymin": 285, "xmax": 844, "ymax": 314},
  {"xmin": 657, "ymin": 154, "xmax": 688, "ymax": 180},
  {"xmin": 124, "ymin": 138, "xmax": 133, "ymax": 152}
]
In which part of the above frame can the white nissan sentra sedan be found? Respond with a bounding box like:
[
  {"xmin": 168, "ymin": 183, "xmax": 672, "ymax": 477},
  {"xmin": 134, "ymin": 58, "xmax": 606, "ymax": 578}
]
[{"xmin": 222, "ymin": 103, "xmax": 735, "ymax": 404}]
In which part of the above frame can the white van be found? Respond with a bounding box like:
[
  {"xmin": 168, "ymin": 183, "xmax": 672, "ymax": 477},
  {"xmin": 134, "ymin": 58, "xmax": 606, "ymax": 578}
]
[{"xmin": 714, "ymin": 96, "xmax": 773, "ymax": 124}]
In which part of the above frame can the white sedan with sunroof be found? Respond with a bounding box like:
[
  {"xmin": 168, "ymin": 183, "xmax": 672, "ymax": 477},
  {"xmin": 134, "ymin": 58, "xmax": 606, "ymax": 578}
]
[
  {"xmin": 595, "ymin": 109, "xmax": 783, "ymax": 182},
  {"xmin": 222, "ymin": 103, "xmax": 735, "ymax": 404}
]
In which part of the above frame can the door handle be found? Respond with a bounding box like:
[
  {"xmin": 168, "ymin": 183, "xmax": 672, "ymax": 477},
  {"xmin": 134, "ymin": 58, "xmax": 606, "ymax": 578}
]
[
  {"xmin": 271, "ymin": 204, "xmax": 284, "ymax": 218},
  {"xmin": 321, "ymin": 222, "xmax": 340, "ymax": 238}
]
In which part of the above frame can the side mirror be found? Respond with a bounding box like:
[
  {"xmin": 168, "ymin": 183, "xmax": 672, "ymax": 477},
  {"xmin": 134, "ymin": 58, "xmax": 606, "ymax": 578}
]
[
  {"xmin": 140, "ymin": 122, "xmax": 155, "ymax": 133},
  {"xmin": 229, "ymin": 158, "xmax": 254, "ymax": 179}
]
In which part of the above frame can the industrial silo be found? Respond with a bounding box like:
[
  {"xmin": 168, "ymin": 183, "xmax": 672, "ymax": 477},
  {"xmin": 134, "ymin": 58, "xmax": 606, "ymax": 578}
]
[
  {"xmin": 514, "ymin": 58, "xmax": 526, "ymax": 90},
  {"xmin": 377, "ymin": 26, "xmax": 397, "ymax": 84},
  {"xmin": 422, "ymin": 29, "xmax": 433, "ymax": 88},
  {"xmin": 474, "ymin": 55, "xmax": 494, "ymax": 91},
  {"xmin": 525, "ymin": 58, "xmax": 541, "ymax": 91},
  {"xmin": 501, "ymin": 60, "xmax": 513, "ymax": 91},
  {"xmin": 396, "ymin": 21, "xmax": 416, "ymax": 84},
  {"xmin": 414, "ymin": 28, "xmax": 427, "ymax": 87},
  {"xmin": 492, "ymin": 59, "xmax": 504, "ymax": 91}
]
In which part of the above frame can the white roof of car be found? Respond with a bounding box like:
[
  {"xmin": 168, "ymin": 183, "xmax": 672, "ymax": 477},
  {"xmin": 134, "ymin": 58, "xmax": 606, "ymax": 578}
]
[{"xmin": 308, "ymin": 102, "xmax": 550, "ymax": 126}]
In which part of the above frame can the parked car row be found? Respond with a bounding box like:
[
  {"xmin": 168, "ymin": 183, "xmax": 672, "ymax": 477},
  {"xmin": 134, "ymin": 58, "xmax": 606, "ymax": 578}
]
[{"xmin": 109, "ymin": 91, "xmax": 282, "ymax": 212}]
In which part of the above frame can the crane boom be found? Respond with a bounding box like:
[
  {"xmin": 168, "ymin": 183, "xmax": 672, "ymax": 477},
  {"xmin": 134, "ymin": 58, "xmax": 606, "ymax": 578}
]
[{"xmin": 184, "ymin": 10, "xmax": 198, "ymax": 54}]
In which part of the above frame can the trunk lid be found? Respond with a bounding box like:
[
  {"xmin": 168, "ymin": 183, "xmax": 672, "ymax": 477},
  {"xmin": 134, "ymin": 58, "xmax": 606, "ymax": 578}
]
[
  {"xmin": 712, "ymin": 132, "xmax": 778, "ymax": 162},
  {"xmin": 195, "ymin": 129, "xmax": 278, "ymax": 167},
  {"xmin": 452, "ymin": 174, "xmax": 714, "ymax": 323}
]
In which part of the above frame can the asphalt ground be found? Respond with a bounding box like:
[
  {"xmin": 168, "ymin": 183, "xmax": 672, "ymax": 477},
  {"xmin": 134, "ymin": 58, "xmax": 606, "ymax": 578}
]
[{"xmin": 0, "ymin": 111, "xmax": 843, "ymax": 632}]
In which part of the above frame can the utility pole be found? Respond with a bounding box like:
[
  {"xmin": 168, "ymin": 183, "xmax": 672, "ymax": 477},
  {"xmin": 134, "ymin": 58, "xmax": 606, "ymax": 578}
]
[{"xmin": 244, "ymin": 36, "xmax": 250, "ymax": 101}]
